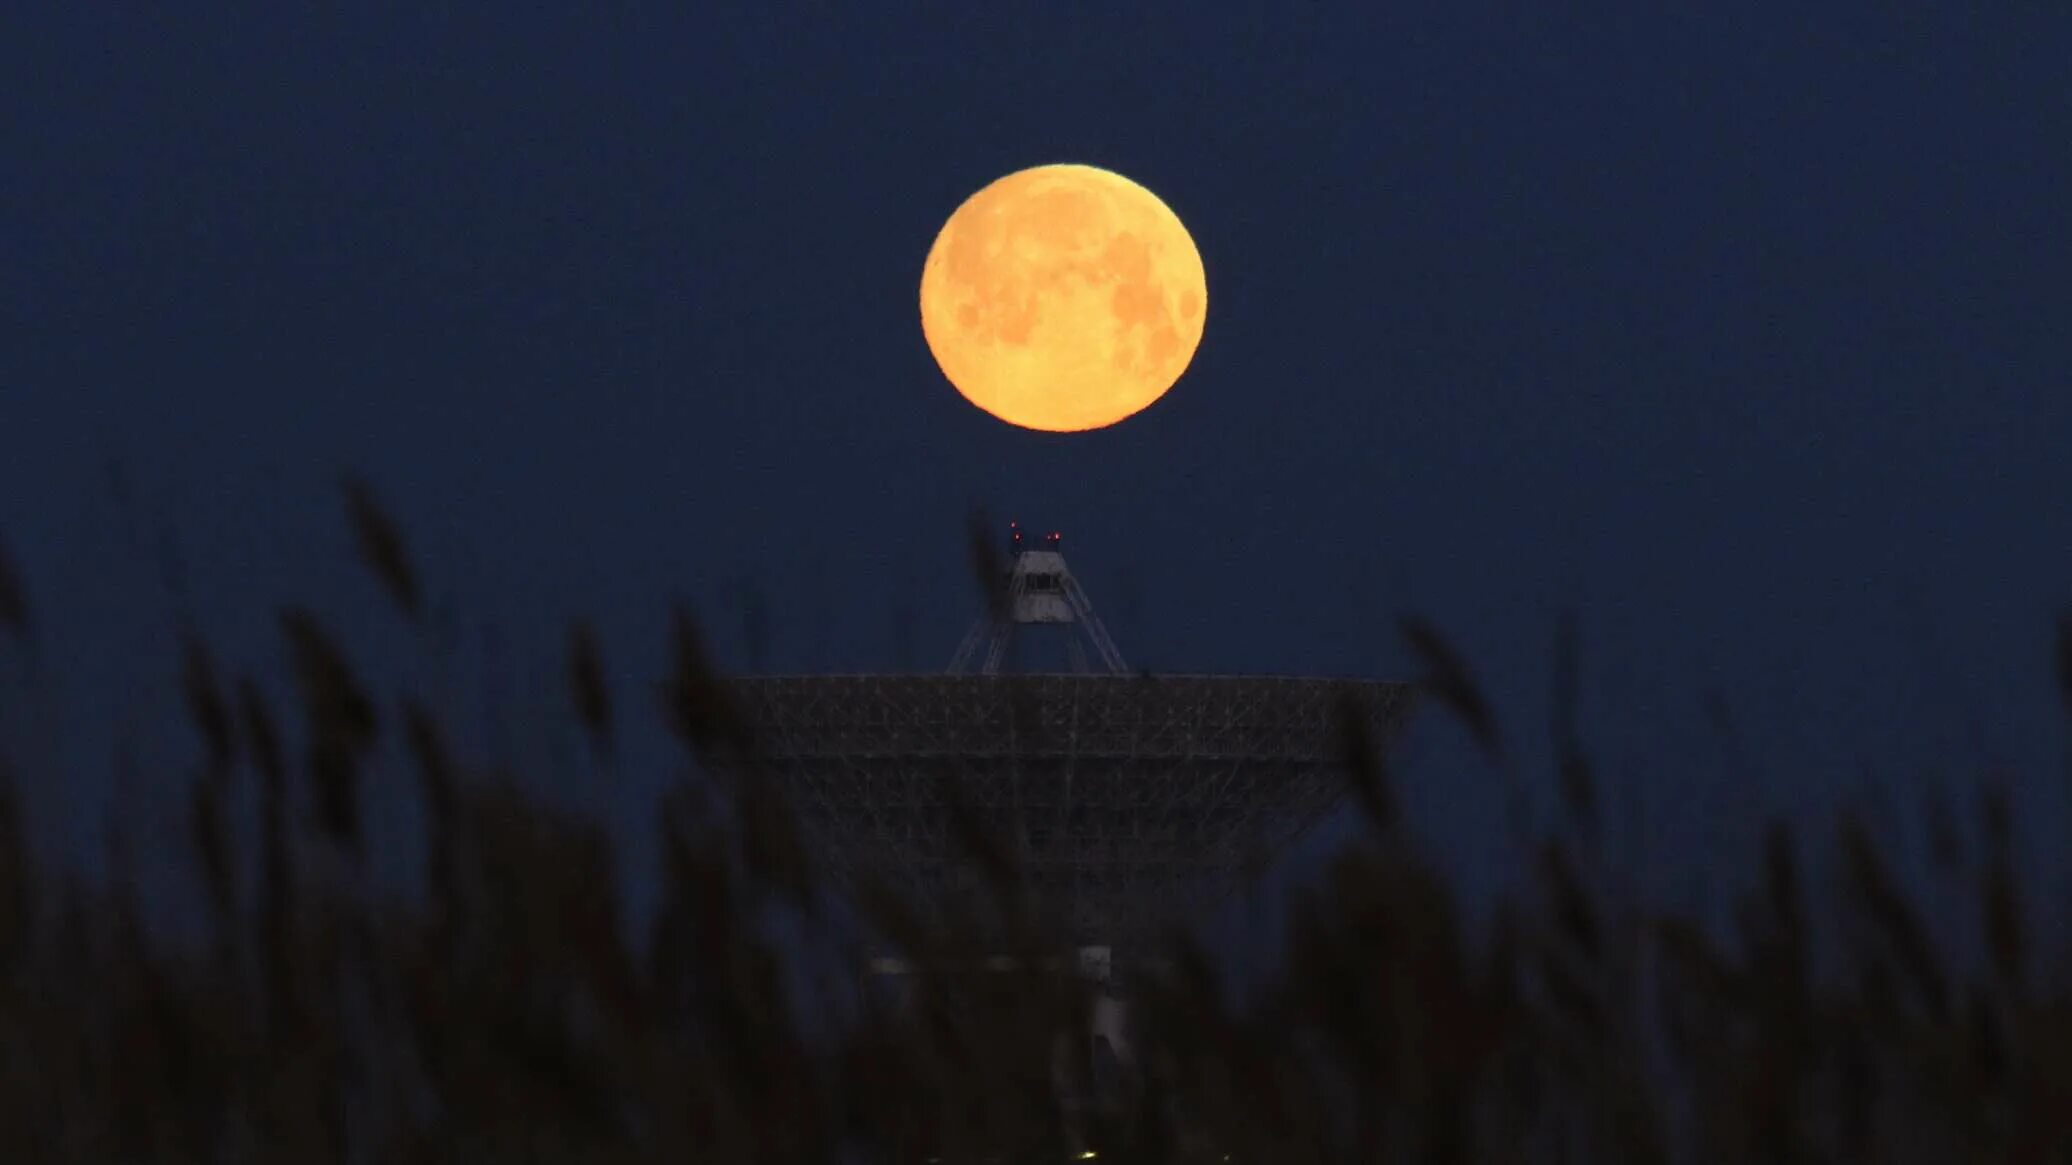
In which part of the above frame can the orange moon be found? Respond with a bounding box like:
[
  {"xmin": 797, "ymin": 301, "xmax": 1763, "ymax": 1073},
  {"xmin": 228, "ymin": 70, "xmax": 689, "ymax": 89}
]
[{"xmin": 920, "ymin": 164, "xmax": 1207, "ymax": 432}]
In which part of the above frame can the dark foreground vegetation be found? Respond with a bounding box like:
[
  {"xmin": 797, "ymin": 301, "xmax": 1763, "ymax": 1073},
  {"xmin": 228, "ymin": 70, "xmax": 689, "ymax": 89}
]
[{"xmin": 1, "ymin": 489, "xmax": 2070, "ymax": 1163}]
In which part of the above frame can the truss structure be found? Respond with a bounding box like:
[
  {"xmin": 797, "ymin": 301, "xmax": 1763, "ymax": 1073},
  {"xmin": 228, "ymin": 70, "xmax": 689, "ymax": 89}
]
[
  {"xmin": 947, "ymin": 525, "xmax": 1127, "ymax": 676},
  {"xmin": 710, "ymin": 526, "xmax": 1416, "ymax": 979},
  {"xmin": 721, "ymin": 673, "xmax": 1416, "ymax": 963}
]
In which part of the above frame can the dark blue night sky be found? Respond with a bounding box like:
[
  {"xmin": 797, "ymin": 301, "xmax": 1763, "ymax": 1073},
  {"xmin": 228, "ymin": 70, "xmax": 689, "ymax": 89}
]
[{"xmin": 3, "ymin": 6, "xmax": 2069, "ymax": 952}]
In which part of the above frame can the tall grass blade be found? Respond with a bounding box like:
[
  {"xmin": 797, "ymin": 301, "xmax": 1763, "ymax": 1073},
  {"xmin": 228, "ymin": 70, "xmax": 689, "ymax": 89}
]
[{"xmin": 342, "ymin": 474, "xmax": 421, "ymax": 622}]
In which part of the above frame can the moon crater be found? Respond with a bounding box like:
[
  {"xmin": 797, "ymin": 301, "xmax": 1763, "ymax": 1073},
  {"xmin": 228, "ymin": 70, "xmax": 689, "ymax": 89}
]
[{"xmin": 920, "ymin": 164, "xmax": 1207, "ymax": 432}]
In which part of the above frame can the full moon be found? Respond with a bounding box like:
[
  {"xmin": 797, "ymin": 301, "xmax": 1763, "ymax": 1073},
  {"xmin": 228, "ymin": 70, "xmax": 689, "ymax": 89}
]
[{"xmin": 920, "ymin": 163, "xmax": 1207, "ymax": 432}]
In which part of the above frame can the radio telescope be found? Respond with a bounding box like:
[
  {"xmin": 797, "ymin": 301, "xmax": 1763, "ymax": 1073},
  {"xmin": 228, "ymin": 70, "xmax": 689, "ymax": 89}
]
[{"xmin": 717, "ymin": 523, "xmax": 1416, "ymax": 983}]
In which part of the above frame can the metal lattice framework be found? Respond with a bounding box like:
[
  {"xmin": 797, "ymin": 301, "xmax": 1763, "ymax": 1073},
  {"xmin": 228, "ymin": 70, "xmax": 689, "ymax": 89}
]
[
  {"xmin": 947, "ymin": 526, "xmax": 1127, "ymax": 676},
  {"xmin": 722, "ymin": 672, "xmax": 1416, "ymax": 959}
]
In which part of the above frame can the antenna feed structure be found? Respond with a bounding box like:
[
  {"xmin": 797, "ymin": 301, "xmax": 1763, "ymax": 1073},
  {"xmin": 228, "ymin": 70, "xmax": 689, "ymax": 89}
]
[{"xmin": 951, "ymin": 522, "xmax": 1125, "ymax": 676}]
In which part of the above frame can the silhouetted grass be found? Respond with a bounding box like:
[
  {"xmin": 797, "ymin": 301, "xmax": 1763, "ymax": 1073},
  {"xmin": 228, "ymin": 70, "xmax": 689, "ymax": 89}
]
[{"xmin": 0, "ymin": 487, "xmax": 2069, "ymax": 1162}]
